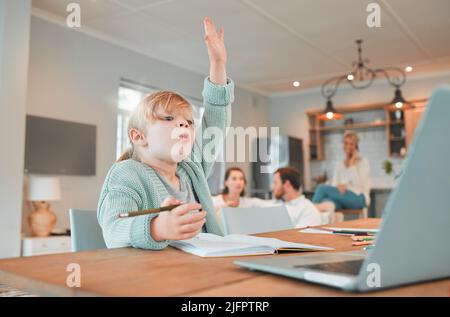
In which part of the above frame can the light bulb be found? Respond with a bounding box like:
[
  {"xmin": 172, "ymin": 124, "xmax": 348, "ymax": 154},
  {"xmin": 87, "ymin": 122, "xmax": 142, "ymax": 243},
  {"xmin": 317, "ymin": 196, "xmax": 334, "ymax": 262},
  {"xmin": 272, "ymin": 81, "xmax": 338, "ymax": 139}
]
[
  {"xmin": 405, "ymin": 66, "xmax": 413, "ymax": 72},
  {"xmin": 326, "ymin": 112, "xmax": 334, "ymax": 119},
  {"xmin": 395, "ymin": 102, "xmax": 403, "ymax": 109},
  {"xmin": 347, "ymin": 74, "xmax": 354, "ymax": 81},
  {"xmin": 293, "ymin": 81, "xmax": 300, "ymax": 87}
]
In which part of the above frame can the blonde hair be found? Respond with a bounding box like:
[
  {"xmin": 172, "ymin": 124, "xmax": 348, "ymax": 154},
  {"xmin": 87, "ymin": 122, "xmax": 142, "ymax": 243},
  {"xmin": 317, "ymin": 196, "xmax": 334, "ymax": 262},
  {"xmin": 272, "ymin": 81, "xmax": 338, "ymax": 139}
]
[
  {"xmin": 343, "ymin": 130, "xmax": 360, "ymax": 150},
  {"xmin": 117, "ymin": 91, "xmax": 192, "ymax": 162}
]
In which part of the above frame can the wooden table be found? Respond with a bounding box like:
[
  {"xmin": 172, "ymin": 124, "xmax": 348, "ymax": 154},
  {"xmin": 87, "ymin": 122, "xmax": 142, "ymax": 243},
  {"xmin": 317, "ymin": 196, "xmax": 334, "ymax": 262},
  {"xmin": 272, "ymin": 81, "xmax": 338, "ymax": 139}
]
[{"xmin": 0, "ymin": 219, "xmax": 448, "ymax": 296}]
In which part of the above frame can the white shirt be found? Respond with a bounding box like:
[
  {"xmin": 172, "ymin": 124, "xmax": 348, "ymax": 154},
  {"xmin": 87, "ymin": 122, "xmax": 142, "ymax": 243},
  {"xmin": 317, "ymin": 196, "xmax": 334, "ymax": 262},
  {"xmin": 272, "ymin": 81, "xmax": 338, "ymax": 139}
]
[
  {"xmin": 212, "ymin": 194, "xmax": 271, "ymax": 224},
  {"xmin": 212, "ymin": 194, "xmax": 322, "ymax": 230},
  {"xmin": 332, "ymin": 156, "xmax": 371, "ymax": 205},
  {"xmin": 275, "ymin": 195, "xmax": 322, "ymax": 228}
]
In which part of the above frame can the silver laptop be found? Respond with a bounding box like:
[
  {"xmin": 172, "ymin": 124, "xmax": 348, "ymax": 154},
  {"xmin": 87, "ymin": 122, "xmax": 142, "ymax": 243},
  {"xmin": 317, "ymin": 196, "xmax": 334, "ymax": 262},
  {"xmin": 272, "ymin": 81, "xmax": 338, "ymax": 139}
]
[
  {"xmin": 235, "ymin": 86, "xmax": 450, "ymax": 292},
  {"xmin": 222, "ymin": 206, "xmax": 293, "ymax": 235}
]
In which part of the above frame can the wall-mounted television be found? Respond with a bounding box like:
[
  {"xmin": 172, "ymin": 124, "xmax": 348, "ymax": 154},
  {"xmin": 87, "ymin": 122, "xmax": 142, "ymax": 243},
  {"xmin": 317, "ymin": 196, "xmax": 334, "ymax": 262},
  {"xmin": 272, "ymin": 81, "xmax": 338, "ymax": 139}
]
[{"xmin": 24, "ymin": 115, "xmax": 96, "ymax": 175}]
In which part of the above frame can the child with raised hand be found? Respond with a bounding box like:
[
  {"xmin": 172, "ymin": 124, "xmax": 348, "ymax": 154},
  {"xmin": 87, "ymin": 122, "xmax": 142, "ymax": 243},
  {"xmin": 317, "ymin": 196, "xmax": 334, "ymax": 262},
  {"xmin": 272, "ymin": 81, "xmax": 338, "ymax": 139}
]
[{"xmin": 97, "ymin": 17, "xmax": 234, "ymax": 249}]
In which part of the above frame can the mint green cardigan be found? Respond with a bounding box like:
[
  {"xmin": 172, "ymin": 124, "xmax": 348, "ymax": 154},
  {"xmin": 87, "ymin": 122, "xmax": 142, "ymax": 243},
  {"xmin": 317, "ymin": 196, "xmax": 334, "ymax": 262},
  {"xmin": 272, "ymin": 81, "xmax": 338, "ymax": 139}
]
[{"xmin": 97, "ymin": 77, "xmax": 234, "ymax": 250}]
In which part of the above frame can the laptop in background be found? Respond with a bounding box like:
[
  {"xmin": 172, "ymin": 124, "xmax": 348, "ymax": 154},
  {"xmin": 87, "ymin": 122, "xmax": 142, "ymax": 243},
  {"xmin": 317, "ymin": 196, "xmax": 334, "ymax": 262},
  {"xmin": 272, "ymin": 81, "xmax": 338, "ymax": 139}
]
[{"xmin": 222, "ymin": 206, "xmax": 293, "ymax": 235}]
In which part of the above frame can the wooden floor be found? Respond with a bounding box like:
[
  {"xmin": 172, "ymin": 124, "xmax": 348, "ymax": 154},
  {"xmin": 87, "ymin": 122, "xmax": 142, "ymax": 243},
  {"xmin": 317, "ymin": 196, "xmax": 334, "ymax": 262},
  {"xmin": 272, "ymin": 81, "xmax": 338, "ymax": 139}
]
[{"xmin": 0, "ymin": 218, "xmax": 448, "ymax": 296}]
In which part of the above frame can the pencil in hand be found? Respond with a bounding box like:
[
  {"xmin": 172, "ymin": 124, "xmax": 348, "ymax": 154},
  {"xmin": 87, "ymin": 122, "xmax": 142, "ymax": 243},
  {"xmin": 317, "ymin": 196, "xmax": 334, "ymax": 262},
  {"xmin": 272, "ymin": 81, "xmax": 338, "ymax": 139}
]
[{"xmin": 118, "ymin": 204, "xmax": 181, "ymax": 219}]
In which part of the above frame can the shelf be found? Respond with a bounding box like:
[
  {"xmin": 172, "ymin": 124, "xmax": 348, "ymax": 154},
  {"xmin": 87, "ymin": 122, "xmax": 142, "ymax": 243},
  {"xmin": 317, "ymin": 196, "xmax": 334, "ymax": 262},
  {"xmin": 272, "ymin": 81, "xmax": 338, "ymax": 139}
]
[
  {"xmin": 307, "ymin": 98, "xmax": 427, "ymax": 162},
  {"xmin": 311, "ymin": 121, "xmax": 386, "ymax": 132}
]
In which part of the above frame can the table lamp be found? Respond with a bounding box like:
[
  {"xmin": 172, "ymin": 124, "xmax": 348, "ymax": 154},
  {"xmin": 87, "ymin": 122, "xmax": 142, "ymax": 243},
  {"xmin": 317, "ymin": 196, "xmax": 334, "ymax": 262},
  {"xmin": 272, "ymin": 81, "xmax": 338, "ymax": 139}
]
[{"xmin": 27, "ymin": 177, "xmax": 61, "ymax": 237}]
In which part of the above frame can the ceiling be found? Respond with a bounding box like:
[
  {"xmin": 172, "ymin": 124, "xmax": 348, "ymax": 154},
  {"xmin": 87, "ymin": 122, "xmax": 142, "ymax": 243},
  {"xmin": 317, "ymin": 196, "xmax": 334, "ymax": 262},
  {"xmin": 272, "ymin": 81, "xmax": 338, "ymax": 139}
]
[{"xmin": 32, "ymin": 0, "xmax": 450, "ymax": 95}]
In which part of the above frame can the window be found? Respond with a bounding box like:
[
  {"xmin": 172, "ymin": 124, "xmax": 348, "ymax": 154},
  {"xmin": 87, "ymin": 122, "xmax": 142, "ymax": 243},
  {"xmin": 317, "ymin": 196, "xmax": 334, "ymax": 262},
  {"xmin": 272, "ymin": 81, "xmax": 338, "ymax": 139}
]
[{"xmin": 116, "ymin": 85, "xmax": 150, "ymax": 159}]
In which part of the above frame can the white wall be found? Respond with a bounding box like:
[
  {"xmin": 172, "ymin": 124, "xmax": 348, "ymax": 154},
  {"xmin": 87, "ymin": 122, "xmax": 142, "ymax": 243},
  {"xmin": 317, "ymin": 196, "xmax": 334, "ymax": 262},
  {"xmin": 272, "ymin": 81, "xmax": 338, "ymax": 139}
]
[
  {"xmin": 268, "ymin": 71, "xmax": 450, "ymax": 190},
  {"xmin": 0, "ymin": 0, "xmax": 31, "ymax": 258},
  {"xmin": 223, "ymin": 92, "xmax": 271, "ymax": 195},
  {"xmin": 23, "ymin": 17, "xmax": 270, "ymax": 234}
]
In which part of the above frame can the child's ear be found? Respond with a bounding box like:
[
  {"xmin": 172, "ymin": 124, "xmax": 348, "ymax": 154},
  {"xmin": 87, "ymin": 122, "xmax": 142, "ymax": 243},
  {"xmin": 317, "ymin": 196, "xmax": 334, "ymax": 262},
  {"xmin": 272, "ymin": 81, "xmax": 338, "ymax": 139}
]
[{"xmin": 129, "ymin": 128, "xmax": 148, "ymax": 147}]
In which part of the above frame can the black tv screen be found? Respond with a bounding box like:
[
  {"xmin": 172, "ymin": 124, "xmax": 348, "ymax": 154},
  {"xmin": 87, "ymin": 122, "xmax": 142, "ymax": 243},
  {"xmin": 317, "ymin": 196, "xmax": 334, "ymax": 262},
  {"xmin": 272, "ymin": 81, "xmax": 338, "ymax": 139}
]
[{"xmin": 24, "ymin": 115, "xmax": 96, "ymax": 175}]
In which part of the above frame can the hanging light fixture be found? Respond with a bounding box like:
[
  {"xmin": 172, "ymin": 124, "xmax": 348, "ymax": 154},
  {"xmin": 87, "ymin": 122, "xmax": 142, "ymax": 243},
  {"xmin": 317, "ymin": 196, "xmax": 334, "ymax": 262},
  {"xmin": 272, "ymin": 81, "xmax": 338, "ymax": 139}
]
[
  {"xmin": 319, "ymin": 39, "xmax": 412, "ymax": 120},
  {"xmin": 391, "ymin": 87, "xmax": 409, "ymax": 109},
  {"xmin": 317, "ymin": 99, "xmax": 343, "ymax": 120}
]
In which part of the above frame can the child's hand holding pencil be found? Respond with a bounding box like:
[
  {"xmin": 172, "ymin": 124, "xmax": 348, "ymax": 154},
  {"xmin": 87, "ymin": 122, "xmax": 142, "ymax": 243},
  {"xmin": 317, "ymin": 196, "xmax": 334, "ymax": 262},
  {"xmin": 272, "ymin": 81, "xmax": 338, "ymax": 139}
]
[
  {"xmin": 149, "ymin": 197, "xmax": 206, "ymax": 242},
  {"xmin": 118, "ymin": 197, "xmax": 205, "ymax": 241}
]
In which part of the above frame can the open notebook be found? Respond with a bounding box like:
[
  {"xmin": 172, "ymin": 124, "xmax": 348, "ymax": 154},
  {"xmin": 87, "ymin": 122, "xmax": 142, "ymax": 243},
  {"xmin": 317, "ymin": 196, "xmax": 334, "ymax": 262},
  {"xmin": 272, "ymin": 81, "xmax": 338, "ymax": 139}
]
[{"xmin": 170, "ymin": 233, "xmax": 333, "ymax": 258}]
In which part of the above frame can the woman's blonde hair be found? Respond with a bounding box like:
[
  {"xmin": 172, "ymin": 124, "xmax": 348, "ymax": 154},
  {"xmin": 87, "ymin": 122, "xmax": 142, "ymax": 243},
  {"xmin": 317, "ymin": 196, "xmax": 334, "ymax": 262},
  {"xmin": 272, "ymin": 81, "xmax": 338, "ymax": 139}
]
[
  {"xmin": 117, "ymin": 91, "xmax": 192, "ymax": 162},
  {"xmin": 343, "ymin": 130, "xmax": 360, "ymax": 150}
]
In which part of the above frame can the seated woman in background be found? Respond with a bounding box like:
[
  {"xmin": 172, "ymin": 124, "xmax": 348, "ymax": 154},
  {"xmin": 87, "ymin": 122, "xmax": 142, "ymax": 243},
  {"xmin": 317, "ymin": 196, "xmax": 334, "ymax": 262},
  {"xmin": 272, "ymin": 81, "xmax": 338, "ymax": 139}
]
[
  {"xmin": 313, "ymin": 130, "xmax": 371, "ymax": 213},
  {"xmin": 212, "ymin": 167, "xmax": 269, "ymax": 222}
]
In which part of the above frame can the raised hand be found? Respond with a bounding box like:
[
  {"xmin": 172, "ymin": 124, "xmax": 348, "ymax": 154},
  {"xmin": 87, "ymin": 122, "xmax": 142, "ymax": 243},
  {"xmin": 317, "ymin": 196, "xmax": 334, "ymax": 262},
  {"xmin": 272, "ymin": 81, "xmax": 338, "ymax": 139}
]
[
  {"xmin": 203, "ymin": 16, "xmax": 227, "ymax": 85},
  {"xmin": 203, "ymin": 16, "xmax": 227, "ymax": 65}
]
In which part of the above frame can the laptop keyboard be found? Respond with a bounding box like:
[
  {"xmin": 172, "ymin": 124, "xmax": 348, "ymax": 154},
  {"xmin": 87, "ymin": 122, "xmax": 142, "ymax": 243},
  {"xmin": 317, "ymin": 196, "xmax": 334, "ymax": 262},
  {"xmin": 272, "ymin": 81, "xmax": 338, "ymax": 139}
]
[{"xmin": 293, "ymin": 259, "xmax": 364, "ymax": 276}]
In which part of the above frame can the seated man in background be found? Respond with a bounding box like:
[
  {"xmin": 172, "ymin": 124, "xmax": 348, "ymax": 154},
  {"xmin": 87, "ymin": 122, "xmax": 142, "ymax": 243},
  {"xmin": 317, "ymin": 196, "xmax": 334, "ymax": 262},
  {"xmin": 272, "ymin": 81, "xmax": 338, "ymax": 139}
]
[{"xmin": 271, "ymin": 167, "xmax": 322, "ymax": 228}]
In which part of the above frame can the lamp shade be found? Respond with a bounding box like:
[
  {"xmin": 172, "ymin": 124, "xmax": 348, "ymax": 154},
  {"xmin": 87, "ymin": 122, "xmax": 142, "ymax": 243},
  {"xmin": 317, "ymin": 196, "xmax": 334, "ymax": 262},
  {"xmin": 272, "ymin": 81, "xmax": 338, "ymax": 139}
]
[
  {"xmin": 27, "ymin": 177, "xmax": 61, "ymax": 201},
  {"xmin": 391, "ymin": 88, "xmax": 406, "ymax": 105},
  {"xmin": 317, "ymin": 99, "xmax": 344, "ymax": 121},
  {"xmin": 390, "ymin": 88, "xmax": 413, "ymax": 109}
]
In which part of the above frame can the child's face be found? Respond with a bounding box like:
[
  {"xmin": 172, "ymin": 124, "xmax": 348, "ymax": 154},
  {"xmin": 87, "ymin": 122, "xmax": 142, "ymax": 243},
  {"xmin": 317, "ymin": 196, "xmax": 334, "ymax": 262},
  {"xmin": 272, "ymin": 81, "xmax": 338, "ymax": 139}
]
[{"xmin": 141, "ymin": 107, "xmax": 196, "ymax": 163}]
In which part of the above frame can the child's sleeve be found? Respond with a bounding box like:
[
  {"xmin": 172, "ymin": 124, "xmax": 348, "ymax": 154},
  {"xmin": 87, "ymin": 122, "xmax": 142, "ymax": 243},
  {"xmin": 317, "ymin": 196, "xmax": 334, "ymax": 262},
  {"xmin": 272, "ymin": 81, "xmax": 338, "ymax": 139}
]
[
  {"xmin": 190, "ymin": 77, "xmax": 234, "ymax": 177},
  {"xmin": 97, "ymin": 170, "xmax": 171, "ymax": 250}
]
